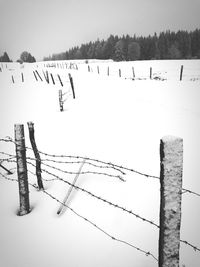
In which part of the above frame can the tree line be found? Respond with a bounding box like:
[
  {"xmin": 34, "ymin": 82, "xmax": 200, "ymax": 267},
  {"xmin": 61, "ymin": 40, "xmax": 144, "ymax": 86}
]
[
  {"xmin": 0, "ymin": 51, "xmax": 36, "ymax": 63},
  {"xmin": 44, "ymin": 29, "xmax": 200, "ymax": 61}
]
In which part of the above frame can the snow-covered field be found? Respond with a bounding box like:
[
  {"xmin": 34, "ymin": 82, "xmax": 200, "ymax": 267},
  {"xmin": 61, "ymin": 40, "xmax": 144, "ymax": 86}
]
[{"xmin": 0, "ymin": 59, "xmax": 200, "ymax": 267}]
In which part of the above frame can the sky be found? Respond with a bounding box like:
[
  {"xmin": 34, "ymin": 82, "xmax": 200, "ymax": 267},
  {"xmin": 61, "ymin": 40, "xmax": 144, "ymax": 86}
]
[{"xmin": 0, "ymin": 0, "xmax": 199, "ymax": 61}]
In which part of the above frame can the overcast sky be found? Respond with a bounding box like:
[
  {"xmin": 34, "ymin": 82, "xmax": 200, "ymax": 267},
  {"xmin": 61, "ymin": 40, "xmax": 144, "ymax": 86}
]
[{"xmin": 0, "ymin": 0, "xmax": 199, "ymax": 61}]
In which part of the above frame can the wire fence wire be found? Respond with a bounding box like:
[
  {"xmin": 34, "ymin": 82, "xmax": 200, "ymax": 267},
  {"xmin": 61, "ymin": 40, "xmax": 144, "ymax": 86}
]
[
  {"xmin": 1, "ymin": 136, "xmax": 200, "ymax": 260},
  {"xmin": 0, "ymin": 170, "xmax": 158, "ymax": 262}
]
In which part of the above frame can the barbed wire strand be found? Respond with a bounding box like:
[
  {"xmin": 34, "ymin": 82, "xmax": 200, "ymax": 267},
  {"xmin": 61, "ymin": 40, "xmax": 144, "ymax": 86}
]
[
  {"xmin": 0, "ymin": 171, "xmax": 157, "ymax": 262},
  {"xmin": 1, "ymin": 170, "xmax": 200, "ymax": 255},
  {"xmin": 1, "ymin": 138, "xmax": 200, "ymax": 198},
  {"xmin": 1, "ymin": 149, "xmax": 200, "ymax": 199},
  {"xmin": 27, "ymin": 160, "xmax": 159, "ymax": 228}
]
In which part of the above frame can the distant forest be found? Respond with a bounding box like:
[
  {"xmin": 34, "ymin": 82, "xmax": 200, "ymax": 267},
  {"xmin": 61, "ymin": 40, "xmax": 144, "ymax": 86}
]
[{"xmin": 44, "ymin": 29, "xmax": 200, "ymax": 62}]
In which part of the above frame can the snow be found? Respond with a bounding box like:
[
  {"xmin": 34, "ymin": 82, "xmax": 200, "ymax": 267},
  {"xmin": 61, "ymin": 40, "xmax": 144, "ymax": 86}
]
[{"xmin": 0, "ymin": 59, "xmax": 200, "ymax": 267}]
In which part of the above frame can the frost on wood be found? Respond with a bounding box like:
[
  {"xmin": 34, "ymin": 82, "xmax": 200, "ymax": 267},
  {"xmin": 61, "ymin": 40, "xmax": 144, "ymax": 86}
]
[
  {"xmin": 15, "ymin": 124, "xmax": 30, "ymax": 216},
  {"xmin": 159, "ymin": 136, "xmax": 183, "ymax": 267}
]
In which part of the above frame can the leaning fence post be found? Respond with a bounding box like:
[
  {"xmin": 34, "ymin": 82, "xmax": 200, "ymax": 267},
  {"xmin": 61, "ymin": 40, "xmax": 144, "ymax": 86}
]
[
  {"xmin": 27, "ymin": 122, "xmax": 44, "ymax": 190},
  {"xmin": 159, "ymin": 135, "xmax": 183, "ymax": 267},
  {"xmin": 68, "ymin": 73, "xmax": 75, "ymax": 99},
  {"xmin": 180, "ymin": 65, "xmax": 183, "ymax": 81},
  {"xmin": 15, "ymin": 124, "xmax": 30, "ymax": 215}
]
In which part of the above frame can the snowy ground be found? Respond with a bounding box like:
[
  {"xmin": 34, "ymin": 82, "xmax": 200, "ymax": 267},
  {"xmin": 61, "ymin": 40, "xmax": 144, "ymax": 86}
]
[{"xmin": 0, "ymin": 59, "xmax": 200, "ymax": 267}]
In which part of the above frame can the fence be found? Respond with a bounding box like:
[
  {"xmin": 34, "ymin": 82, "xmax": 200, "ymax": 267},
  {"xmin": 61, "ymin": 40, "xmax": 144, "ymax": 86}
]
[
  {"xmin": 3, "ymin": 64, "xmax": 76, "ymax": 112},
  {"xmin": 76, "ymin": 61, "xmax": 200, "ymax": 81},
  {"xmin": 0, "ymin": 124, "xmax": 200, "ymax": 266}
]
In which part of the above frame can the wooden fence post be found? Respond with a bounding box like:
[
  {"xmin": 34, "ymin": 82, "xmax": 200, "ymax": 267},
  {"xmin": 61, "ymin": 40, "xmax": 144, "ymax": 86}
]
[
  {"xmin": 27, "ymin": 122, "xmax": 44, "ymax": 190},
  {"xmin": 150, "ymin": 67, "xmax": 152, "ymax": 79},
  {"xmin": 68, "ymin": 73, "xmax": 75, "ymax": 99},
  {"xmin": 59, "ymin": 90, "xmax": 64, "ymax": 111},
  {"xmin": 119, "ymin": 68, "xmax": 121, "ymax": 77},
  {"xmin": 50, "ymin": 73, "xmax": 55, "ymax": 84},
  {"xmin": 33, "ymin": 71, "xmax": 38, "ymax": 81},
  {"xmin": 57, "ymin": 74, "xmax": 63, "ymax": 87},
  {"xmin": 21, "ymin": 72, "xmax": 24, "ymax": 82},
  {"xmin": 107, "ymin": 66, "xmax": 109, "ymax": 76},
  {"xmin": 97, "ymin": 65, "xmax": 100, "ymax": 74},
  {"xmin": 12, "ymin": 75, "xmax": 15, "ymax": 83},
  {"xmin": 180, "ymin": 65, "xmax": 183, "ymax": 81},
  {"xmin": 35, "ymin": 70, "xmax": 43, "ymax": 81},
  {"xmin": 159, "ymin": 136, "xmax": 183, "ymax": 267},
  {"xmin": 15, "ymin": 124, "xmax": 30, "ymax": 216},
  {"xmin": 132, "ymin": 67, "xmax": 135, "ymax": 79}
]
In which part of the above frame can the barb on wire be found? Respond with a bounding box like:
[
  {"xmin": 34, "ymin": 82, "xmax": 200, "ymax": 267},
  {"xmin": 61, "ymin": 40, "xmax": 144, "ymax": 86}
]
[
  {"xmin": 30, "ymin": 182, "xmax": 158, "ymax": 262},
  {"xmin": 27, "ymin": 160, "xmax": 159, "ymax": 228},
  {"xmin": 39, "ymin": 160, "xmax": 126, "ymax": 182},
  {"xmin": 180, "ymin": 239, "xmax": 200, "ymax": 252},
  {"xmin": 30, "ymin": 157, "xmax": 126, "ymax": 175},
  {"xmin": 182, "ymin": 188, "xmax": 200, "ymax": 198},
  {"xmin": 37, "ymin": 151, "xmax": 159, "ymax": 180}
]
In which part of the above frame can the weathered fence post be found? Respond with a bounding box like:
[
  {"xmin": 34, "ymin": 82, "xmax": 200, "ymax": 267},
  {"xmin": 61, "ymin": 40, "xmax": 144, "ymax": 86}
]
[
  {"xmin": 15, "ymin": 124, "xmax": 30, "ymax": 216},
  {"xmin": 33, "ymin": 71, "xmax": 38, "ymax": 81},
  {"xmin": 35, "ymin": 70, "xmax": 43, "ymax": 81},
  {"xmin": 119, "ymin": 68, "xmax": 121, "ymax": 77},
  {"xmin": 57, "ymin": 74, "xmax": 63, "ymax": 87},
  {"xmin": 159, "ymin": 135, "xmax": 183, "ymax": 267},
  {"xmin": 97, "ymin": 65, "xmax": 100, "ymax": 74},
  {"xmin": 132, "ymin": 67, "xmax": 135, "ymax": 79},
  {"xmin": 27, "ymin": 122, "xmax": 44, "ymax": 190},
  {"xmin": 180, "ymin": 65, "xmax": 183, "ymax": 81},
  {"xmin": 68, "ymin": 73, "xmax": 75, "ymax": 99},
  {"xmin": 43, "ymin": 70, "xmax": 49, "ymax": 84},
  {"xmin": 50, "ymin": 73, "xmax": 55, "ymax": 84},
  {"xmin": 59, "ymin": 90, "xmax": 64, "ymax": 111},
  {"xmin": 12, "ymin": 75, "xmax": 15, "ymax": 83},
  {"xmin": 150, "ymin": 67, "xmax": 152, "ymax": 79},
  {"xmin": 21, "ymin": 72, "xmax": 24, "ymax": 82}
]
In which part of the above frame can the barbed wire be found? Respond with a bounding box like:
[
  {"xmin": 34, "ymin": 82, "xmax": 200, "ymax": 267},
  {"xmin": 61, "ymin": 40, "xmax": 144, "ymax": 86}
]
[
  {"xmin": 0, "ymin": 171, "xmax": 158, "ymax": 262},
  {"xmin": 36, "ymin": 159, "xmax": 126, "ymax": 182},
  {"xmin": 35, "ymin": 151, "xmax": 160, "ymax": 180},
  {"xmin": 180, "ymin": 239, "xmax": 200, "ymax": 252},
  {"xmin": 1, "ymin": 169, "xmax": 200, "ymax": 257},
  {"xmin": 1, "ymin": 139, "xmax": 200, "ymax": 199},
  {"xmin": 26, "ymin": 160, "xmax": 159, "ymax": 228},
  {"xmin": 30, "ymin": 181, "xmax": 158, "ymax": 261}
]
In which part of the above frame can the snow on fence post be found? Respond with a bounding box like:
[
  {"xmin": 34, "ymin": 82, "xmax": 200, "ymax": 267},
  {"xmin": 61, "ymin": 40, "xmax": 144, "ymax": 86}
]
[
  {"xmin": 14, "ymin": 124, "xmax": 30, "ymax": 216},
  {"xmin": 180, "ymin": 65, "xmax": 183, "ymax": 81},
  {"xmin": 27, "ymin": 122, "xmax": 44, "ymax": 190},
  {"xmin": 68, "ymin": 73, "xmax": 75, "ymax": 99},
  {"xmin": 159, "ymin": 135, "xmax": 183, "ymax": 267}
]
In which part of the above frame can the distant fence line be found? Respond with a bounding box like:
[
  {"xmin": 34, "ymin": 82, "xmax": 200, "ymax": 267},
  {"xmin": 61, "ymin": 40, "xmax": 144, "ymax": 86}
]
[
  {"xmin": 1, "ymin": 124, "xmax": 200, "ymax": 266},
  {"xmin": 43, "ymin": 60, "xmax": 200, "ymax": 81}
]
